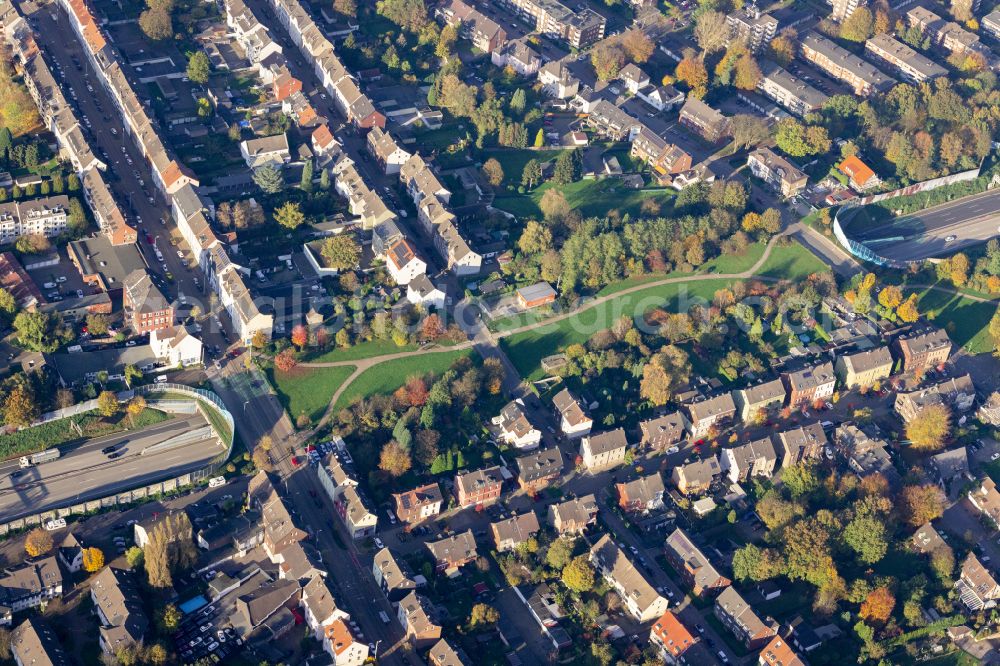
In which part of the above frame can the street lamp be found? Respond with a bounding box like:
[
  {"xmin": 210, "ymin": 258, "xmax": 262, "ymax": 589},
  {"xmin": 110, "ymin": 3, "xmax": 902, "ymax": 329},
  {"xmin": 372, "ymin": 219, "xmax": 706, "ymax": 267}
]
[{"xmin": 373, "ymin": 640, "xmax": 382, "ymax": 659}]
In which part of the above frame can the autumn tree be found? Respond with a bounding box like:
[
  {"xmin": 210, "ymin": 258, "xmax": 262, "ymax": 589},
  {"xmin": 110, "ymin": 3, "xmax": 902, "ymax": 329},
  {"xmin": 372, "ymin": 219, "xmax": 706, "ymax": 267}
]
[
  {"xmin": 590, "ymin": 41, "xmax": 626, "ymax": 81},
  {"xmin": 334, "ymin": 0, "xmax": 357, "ymax": 17},
  {"xmin": 156, "ymin": 604, "xmax": 181, "ymax": 633},
  {"xmin": 379, "ymin": 440, "xmax": 412, "ymax": 477},
  {"xmin": 840, "ymin": 6, "xmax": 875, "ymax": 42},
  {"xmin": 252, "ymin": 448, "xmax": 273, "ymax": 472},
  {"xmin": 694, "ymin": 11, "xmax": 728, "ymax": 54},
  {"xmin": 469, "ymin": 603, "xmax": 499, "ymax": 628},
  {"xmin": 906, "ymin": 403, "xmax": 951, "ymax": 451},
  {"xmin": 732, "ymin": 544, "xmax": 784, "ymax": 581},
  {"xmin": 126, "ymin": 396, "xmax": 147, "ymax": 427},
  {"xmin": 97, "ymin": 390, "xmax": 119, "ymax": 417},
  {"xmin": 4, "ymin": 384, "xmax": 39, "ymax": 428},
  {"xmin": 562, "ymin": 555, "xmax": 595, "ymax": 593},
  {"xmin": 539, "ymin": 189, "xmax": 570, "ymax": 222},
  {"xmin": 640, "ymin": 346, "xmax": 691, "ymax": 406},
  {"xmin": 274, "ymin": 349, "xmax": 298, "ymax": 372},
  {"xmin": 139, "ymin": 7, "xmax": 172, "ymax": 41},
  {"xmin": 144, "ymin": 527, "xmax": 172, "ymax": 588},
  {"xmin": 877, "ymin": 285, "xmax": 903, "ymax": 309},
  {"xmin": 482, "ymin": 158, "xmax": 504, "ymax": 187},
  {"xmin": 546, "ymin": 538, "xmax": 575, "ymax": 570},
  {"xmin": 675, "ymin": 51, "xmax": 708, "ymax": 98},
  {"xmin": 291, "ymin": 324, "xmax": 308, "ymax": 349},
  {"xmin": 729, "ymin": 114, "xmax": 770, "ymax": 149},
  {"xmin": 899, "ymin": 484, "xmax": 946, "ymax": 526},
  {"xmin": 321, "ymin": 235, "xmax": 360, "ymax": 271},
  {"xmin": 859, "ymin": 586, "xmax": 895, "ymax": 624},
  {"xmin": 25, "ymin": 528, "xmax": 53, "ymax": 557},
  {"xmin": 769, "ymin": 30, "xmax": 797, "ymax": 65},
  {"xmin": 83, "ymin": 546, "xmax": 105, "ymax": 573},
  {"xmin": 274, "ymin": 201, "xmax": 305, "ymax": 229},
  {"xmin": 620, "ymin": 29, "xmax": 654, "ymax": 63},
  {"xmin": 951, "ymin": 0, "xmax": 973, "ymax": 21},
  {"xmin": 421, "ymin": 314, "xmax": 444, "ymax": 340},
  {"xmin": 733, "ymin": 53, "xmax": 762, "ymax": 91}
]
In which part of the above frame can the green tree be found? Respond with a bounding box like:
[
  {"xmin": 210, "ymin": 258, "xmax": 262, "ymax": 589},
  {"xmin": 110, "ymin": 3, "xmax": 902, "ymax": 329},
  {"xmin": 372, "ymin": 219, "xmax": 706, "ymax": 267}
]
[
  {"xmin": 274, "ymin": 201, "xmax": 305, "ymax": 229},
  {"xmin": 843, "ymin": 514, "xmax": 888, "ymax": 564},
  {"xmin": 138, "ymin": 7, "xmax": 172, "ymax": 40},
  {"xmin": 510, "ymin": 88, "xmax": 527, "ymax": 115},
  {"xmin": 468, "ymin": 603, "xmax": 499, "ymax": 628},
  {"xmin": 782, "ymin": 462, "xmax": 820, "ymax": 498},
  {"xmin": 840, "ymin": 6, "xmax": 875, "ymax": 42},
  {"xmin": 67, "ymin": 199, "xmax": 87, "ymax": 232},
  {"xmin": 562, "ymin": 555, "xmax": 594, "ymax": 593},
  {"xmin": 546, "ymin": 538, "xmax": 574, "ymax": 570},
  {"xmin": 86, "ymin": 313, "xmax": 110, "ymax": 336},
  {"xmin": 125, "ymin": 546, "xmax": 144, "ymax": 569},
  {"xmin": 97, "ymin": 391, "xmax": 119, "ymax": 417},
  {"xmin": 533, "ymin": 127, "xmax": 545, "ymax": 148},
  {"xmin": 0, "ymin": 287, "xmax": 17, "ymax": 325},
  {"xmin": 732, "ymin": 544, "xmax": 784, "ymax": 581},
  {"xmin": 552, "ymin": 150, "xmax": 578, "ymax": 185},
  {"xmin": 320, "ymin": 235, "xmax": 360, "ymax": 271},
  {"xmin": 300, "ymin": 159, "xmax": 314, "ymax": 193},
  {"xmin": 13, "ymin": 311, "xmax": 66, "ymax": 352},
  {"xmin": 252, "ymin": 164, "xmax": 284, "ymax": 193},
  {"xmin": 186, "ymin": 51, "xmax": 211, "ymax": 84},
  {"xmin": 521, "ymin": 159, "xmax": 542, "ymax": 189}
]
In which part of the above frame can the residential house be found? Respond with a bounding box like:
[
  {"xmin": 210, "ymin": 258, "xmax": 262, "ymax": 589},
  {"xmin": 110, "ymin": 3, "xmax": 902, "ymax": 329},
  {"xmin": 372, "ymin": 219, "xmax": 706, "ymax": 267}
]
[
  {"xmin": 672, "ymin": 456, "xmax": 721, "ymax": 496},
  {"xmin": 366, "ymin": 126, "xmax": 411, "ymax": 175},
  {"xmin": 777, "ymin": 422, "xmax": 828, "ymax": 469},
  {"xmin": 732, "ymin": 378, "xmax": 787, "ymax": 422},
  {"xmin": 514, "ymin": 447, "xmax": 564, "ymax": 493},
  {"xmin": 714, "ymin": 586, "xmax": 777, "ymax": 649},
  {"xmin": 324, "ymin": 617, "xmax": 368, "ymax": 666},
  {"xmin": 454, "ymin": 466, "xmax": 504, "ymax": 508},
  {"xmin": 0, "ymin": 252, "xmax": 43, "ymax": 309},
  {"xmin": 968, "ymin": 477, "xmax": 1000, "ymax": 526},
  {"xmin": 232, "ymin": 578, "xmax": 301, "ymax": 639},
  {"xmin": 865, "ymin": 33, "xmax": 947, "ymax": 84},
  {"xmin": 149, "ymin": 325, "xmax": 202, "ymax": 367},
  {"xmin": 726, "ymin": 6, "xmax": 777, "ymax": 52},
  {"xmin": 984, "ymin": 9, "xmax": 1000, "ymax": 39},
  {"xmin": 907, "ymin": 6, "xmax": 988, "ymax": 56},
  {"xmin": 586, "ymin": 99, "xmax": 640, "ymax": 141},
  {"xmin": 679, "ymin": 98, "xmax": 730, "ymax": 142},
  {"xmin": 249, "ymin": 472, "xmax": 307, "ymax": 562},
  {"xmin": 547, "ymin": 494, "xmax": 599, "ymax": 535},
  {"xmin": 426, "ymin": 530, "xmax": 478, "ymax": 574},
  {"xmin": 580, "ymin": 428, "xmax": 628, "ymax": 472},
  {"xmin": 317, "ymin": 456, "xmax": 358, "ymax": 505},
  {"xmin": 892, "ymin": 328, "xmax": 952, "ymax": 373},
  {"xmin": 894, "ymin": 374, "xmax": 976, "ymax": 422},
  {"xmin": 11, "ymin": 617, "xmax": 69, "ymax": 666},
  {"xmin": 747, "ymin": 147, "xmax": 807, "ymax": 198},
  {"xmin": 397, "ymin": 592, "xmax": 441, "ymax": 648},
  {"xmin": 782, "ymin": 361, "xmax": 836, "ymax": 408},
  {"xmin": 492, "ymin": 512, "xmax": 541, "ymax": 552},
  {"xmin": 639, "ymin": 413, "xmax": 684, "ymax": 451},
  {"xmin": 838, "ymin": 155, "xmax": 880, "ymax": 192},
  {"xmin": 720, "ymin": 437, "xmax": 778, "ymax": 483},
  {"xmin": 649, "ymin": 611, "xmax": 698, "ymax": 663},
  {"xmin": 240, "ymin": 133, "xmax": 291, "ymax": 169},
  {"xmin": 590, "ymin": 535, "xmax": 669, "ymax": 622},
  {"xmin": 300, "ymin": 575, "xmax": 358, "ymax": 662},
  {"xmin": 494, "ymin": 399, "xmax": 542, "ymax": 449},
  {"xmin": 0, "ymin": 196, "xmax": 70, "ymax": 244},
  {"xmin": 682, "ymin": 393, "xmax": 737, "ymax": 438},
  {"xmin": 636, "ymin": 84, "xmax": 685, "ymax": 112},
  {"xmin": 407, "ymin": 274, "xmax": 446, "ymax": 310},
  {"xmin": 552, "ymin": 388, "xmax": 592, "ymax": 438},
  {"xmin": 333, "ymin": 486, "xmax": 377, "ymax": 539},
  {"xmin": 957, "ymin": 553, "xmax": 1000, "ymax": 610},
  {"xmin": 664, "ymin": 528, "xmax": 730, "ymax": 596},
  {"xmin": 122, "ymin": 269, "xmax": 172, "ymax": 334},
  {"xmin": 428, "ymin": 638, "xmax": 469, "ymax": 666},
  {"xmin": 436, "ymin": 0, "xmax": 508, "ymax": 54},
  {"xmin": 616, "ymin": 473, "xmax": 666, "ymax": 513},
  {"xmin": 373, "ymin": 547, "xmax": 417, "ymax": 602},
  {"xmin": 538, "ymin": 61, "xmax": 579, "ymax": 98},
  {"xmin": 491, "ymin": 40, "xmax": 542, "ymax": 76},
  {"xmin": 834, "ymin": 346, "xmax": 893, "ymax": 389},
  {"xmin": 57, "ymin": 533, "xmax": 86, "ymax": 573},
  {"xmin": 977, "ymin": 391, "xmax": 1000, "ymax": 426},
  {"xmin": 0, "ymin": 557, "xmax": 62, "ymax": 628},
  {"xmin": 834, "ymin": 424, "xmax": 897, "ymax": 482},
  {"xmin": 619, "ymin": 63, "xmax": 650, "ymax": 94},
  {"xmin": 760, "ymin": 635, "xmax": 807, "ymax": 666},
  {"xmin": 912, "ymin": 522, "xmax": 949, "ymax": 555},
  {"xmin": 384, "ymin": 238, "xmax": 426, "ymax": 286},
  {"xmin": 800, "ymin": 32, "xmax": 894, "ymax": 96},
  {"xmin": 758, "ymin": 61, "xmax": 828, "ymax": 116},
  {"xmin": 90, "ymin": 566, "xmax": 147, "ymax": 655},
  {"xmin": 392, "ymin": 483, "xmax": 443, "ymax": 525}
]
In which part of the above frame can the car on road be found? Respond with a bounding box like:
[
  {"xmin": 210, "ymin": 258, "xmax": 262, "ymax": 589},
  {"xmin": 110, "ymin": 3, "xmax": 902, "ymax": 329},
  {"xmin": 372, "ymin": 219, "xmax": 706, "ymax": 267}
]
[
  {"xmin": 108, "ymin": 450, "xmax": 125, "ymax": 459},
  {"xmin": 101, "ymin": 444, "xmax": 120, "ymax": 454},
  {"xmin": 373, "ymin": 537, "xmax": 385, "ymax": 549},
  {"xmin": 945, "ymin": 235, "xmax": 957, "ymax": 242}
]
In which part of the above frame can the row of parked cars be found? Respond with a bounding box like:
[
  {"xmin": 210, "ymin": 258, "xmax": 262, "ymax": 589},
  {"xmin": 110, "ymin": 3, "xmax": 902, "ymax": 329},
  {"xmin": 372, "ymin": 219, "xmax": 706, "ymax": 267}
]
[{"xmin": 175, "ymin": 602, "xmax": 242, "ymax": 663}]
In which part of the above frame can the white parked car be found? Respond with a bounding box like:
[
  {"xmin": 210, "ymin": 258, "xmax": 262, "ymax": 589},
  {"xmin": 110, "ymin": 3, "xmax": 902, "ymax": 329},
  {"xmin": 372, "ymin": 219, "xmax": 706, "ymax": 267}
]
[{"xmin": 44, "ymin": 518, "xmax": 67, "ymax": 531}]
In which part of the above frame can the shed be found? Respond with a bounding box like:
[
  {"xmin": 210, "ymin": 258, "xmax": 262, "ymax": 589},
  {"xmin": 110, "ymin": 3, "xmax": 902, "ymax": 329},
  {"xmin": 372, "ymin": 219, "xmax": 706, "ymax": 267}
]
[{"xmin": 516, "ymin": 282, "xmax": 557, "ymax": 309}]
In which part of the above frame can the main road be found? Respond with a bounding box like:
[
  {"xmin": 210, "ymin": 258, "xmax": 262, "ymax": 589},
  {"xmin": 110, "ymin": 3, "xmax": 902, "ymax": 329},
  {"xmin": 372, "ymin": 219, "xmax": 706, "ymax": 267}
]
[{"xmin": 0, "ymin": 413, "xmax": 222, "ymax": 522}]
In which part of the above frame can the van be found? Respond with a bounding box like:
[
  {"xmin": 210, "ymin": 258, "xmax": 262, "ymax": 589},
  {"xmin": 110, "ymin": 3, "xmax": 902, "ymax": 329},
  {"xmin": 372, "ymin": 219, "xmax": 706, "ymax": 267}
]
[
  {"xmin": 44, "ymin": 518, "xmax": 67, "ymax": 531},
  {"xmin": 42, "ymin": 282, "xmax": 56, "ymax": 289},
  {"xmin": 67, "ymin": 345, "xmax": 83, "ymax": 353},
  {"xmin": 154, "ymin": 375, "xmax": 168, "ymax": 384},
  {"xmin": 208, "ymin": 476, "xmax": 226, "ymax": 488}
]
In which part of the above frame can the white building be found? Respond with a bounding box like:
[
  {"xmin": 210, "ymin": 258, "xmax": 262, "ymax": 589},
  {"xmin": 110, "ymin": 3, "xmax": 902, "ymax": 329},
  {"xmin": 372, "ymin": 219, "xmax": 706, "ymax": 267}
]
[
  {"xmin": 150, "ymin": 325, "xmax": 203, "ymax": 367},
  {"xmin": 384, "ymin": 238, "xmax": 427, "ymax": 286},
  {"xmin": 406, "ymin": 274, "xmax": 446, "ymax": 310},
  {"xmin": 240, "ymin": 133, "xmax": 291, "ymax": 169}
]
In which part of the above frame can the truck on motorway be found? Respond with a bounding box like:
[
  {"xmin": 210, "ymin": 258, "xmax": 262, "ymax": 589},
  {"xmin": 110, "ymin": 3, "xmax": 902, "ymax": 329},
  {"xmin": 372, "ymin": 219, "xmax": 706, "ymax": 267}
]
[{"xmin": 20, "ymin": 448, "xmax": 61, "ymax": 467}]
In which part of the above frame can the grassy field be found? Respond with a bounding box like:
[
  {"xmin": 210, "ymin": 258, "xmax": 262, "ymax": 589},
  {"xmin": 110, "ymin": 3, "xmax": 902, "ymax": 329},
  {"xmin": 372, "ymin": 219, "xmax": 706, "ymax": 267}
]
[
  {"xmin": 482, "ymin": 148, "xmax": 568, "ymax": 187},
  {"xmin": 332, "ymin": 349, "xmax": 476, "ymax": 411},
  {"xmin": 493, "ymin": 178, "xmax": 675, "ymax": 220},
  {"xmin": 0, "ymin": 408, "xmax": 171, "ymax": 462},
  {"xmin": 268, "ymin": 365, "xmax": 357, "ymax": 422},
  {"xmin": 305, "ymin": 339, "xmax": 418, "ymax": 363},
  {"xmin": 909, "ymin": 287, "xmax": 998, "ymax": 354},
  {"xmin": 755, "ymin": 240, "xmax": 830, "ymax": 279}
]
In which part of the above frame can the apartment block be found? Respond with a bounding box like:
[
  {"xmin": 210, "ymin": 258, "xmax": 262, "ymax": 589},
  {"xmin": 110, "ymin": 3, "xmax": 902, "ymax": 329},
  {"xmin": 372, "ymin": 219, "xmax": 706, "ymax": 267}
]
[
  {"xmin": 747, "ymin": 147, "xmax": 807, "ymax": 198},
  {"xmin": 679, "ymin": 98, "xmax": 730, "ymax": 142},
  {"xmin": 781, "ymin": 361, "xmax": 836, "ymax": 408},
  {"xmin": 864, "ymin": 33, "xmax": 946, "ymax": 83},
  {"xmin": 834, "ymin": 346, "xmax": 893, "ymax": 389},
  {"xmin": 758, "ymin": 61, "xmax": 829, "ymax": 116},
  {"xmin": 714, "ymin": 586, "xmax": 776, "ymax": 649},
  {"xmin": 0, "ymin": 196, "xmax": 70, "ymax": 244},
  {"xmin": 800, "ymin": 32, "xmax": 894, "ymax": 96},
  {"xmin": 726, "ymin": 6, "xmax": 777, "ymax": 52},
  {"xmin": 893, "ymin": 328, "xmax": 952, "ymax": 373},
  {"xmin": 580, "ymin": 429, "xmax": 628, "ymax": 472},
  {"xmin": 497, "ymin": 0, "xmax": 606, "ymax": 48}
]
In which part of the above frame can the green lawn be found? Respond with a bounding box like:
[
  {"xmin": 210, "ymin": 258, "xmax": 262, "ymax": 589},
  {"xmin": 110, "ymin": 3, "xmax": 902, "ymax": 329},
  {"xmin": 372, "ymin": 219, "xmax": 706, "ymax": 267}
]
[
  {"xmin": 909, "ymin": 287, "xmax": 998, "ymax": 354},
  {"xmin": 268, "ymin": 365, "xmax": 357, "ymax": 423},
  {"xmin": 482, "ymin": 148, "xmax": 568, "ymax": 187},
  {"xmin": 304, "ymin": 339, "xmax": 418, "ymax": 363},
  {"xmin": 756, "ymin": 240, "xmax": 830, "ymax": 280},
  {"xmin": 493, "ymin": 178, "xmax": 675, "ymax": 220},
  {"xmin": 332, "ymin": 349, "xmax": 477, "ymax": 411}
]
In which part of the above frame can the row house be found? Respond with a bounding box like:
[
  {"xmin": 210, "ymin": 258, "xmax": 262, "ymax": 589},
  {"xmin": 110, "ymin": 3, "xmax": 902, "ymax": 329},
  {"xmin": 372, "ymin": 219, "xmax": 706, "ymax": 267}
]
[
  {"xmin": 650, "ymin": 611, "xmax": 698, "ymax": 664},
  {"xmin": 864, "ymin": 33, "xmax": 947, "ymax": 84},
  {"xmin": 638, "ymin": 412, "xmax": 684, "ymax": 451},
  {"xmin": 760, "ymin": 636, "xmax": 807, "ymax": 666},
  {"xmin": 894, "ymin": 374, "xmax": 975, "ymax": 422},
  {"xmin": 373, "ymin": 547, "xmax": 417, "ymax": 602},
  {"xmin": 725, "ymin": 6, "xmax": 777, "ymax": 52},
  {"xmin": 720, "ymin": 437, "xmax": 778, "ymax": 483},
  {"xmin": 82, "ymin": 168, "xmax": 136, "ymax": 246},
  {"xmin": 548, "ymin": 494, "xmax": 598, "ymax": 535},
  {"xmin": 967, "ymin": 477, "xmax": 1000, "ymax": 526},
  {"xmin": 590, "ymin": 535, "xmax": 669, "ymax": 622},
  {"xmin": 300, "ymin": 576, "xmax": 364, "ymax": 664},
  {"xmin": 682, "ymin": 393, "xmax": 736, "ymax": 438},
  {"xmin": 781, "ymin": 361, "xmax": 835, "ymax": 408},
  {"xmin": 758, "ymin": 60, "xmax": 828, "ymax": 117},
  {"xmin": 631, "ymin": 127, "xmax": 692, "ymax": 184},
  {"xmin": 210, "ymin": 259, "xmax": 273, "ymax": 344},
  {"xmin": 984, "ymin": 9, "xmax": 1000, "ymax": 40},
  {"xmin": 672, "ymin": 456, "xmax": 721, "ymax": 496},
  {"xmin": 664, "ymin": 528, "xmax": 731, "ymax": 597},
  {"xmin": 580, "ymin": 428, "xmax": 628, "ymax": 472},
  {"xmin": 491, "ymin": 40, "xmax": 542, "ymax": 76},
  {"xmin": 957, "ymin": 553, "xmax": 1000, "ymax": 611},
  {"xmin": 834, "ymin": 346, "xmax": 893, "ymax": 390},
  {"xmin": 429, "ymin": 638, "xmax": 469, "ymax": 666},
  {"xmin": 497, "ymin": 0, "xmax": 605, "ymax": 48},
  {"xmin": 514, "ymin": 446, "xmax": 564, "ymax": 493},
  {"xmin": 777, "ymin": 422, "xmax": 827, "ymax": 469},
  {"xmin": 552, "ymin": 388, "xmax": 592, "ymax": 438},
  {"xmin": 455, "ymin": 466, "xmax": 504, "ymax": 508},
  {"xmin": 397, "ymin": 592, "xmax": 442, "ymax": 649},
  {"xmin": 90, "ymin": 566, "xmax": 147, "ymax": 655},
  {"xmin": 249, "ymin": 472, "xmax": 308, "ymax": 562},
  {"xmin": 323, "ymin": 617, "xmax": 368, "ymax": 666},
  {"xmin": 893, "ymin": 327, "xmax": 952, "ymax": 373},
  {"xmin": 367, "ymin": 126, "xmax": 411, "ymax": 175},
  {"xmin": 714, "ymin": 586, "xmax": 777, "ymax": 649},
  {"xmin": 392, "ymin": 482, "xmax": 443, "ymax": 525},
  {"xmin": 171, "ymin": 184, "xmax": 219, "ymax": 271},
  {"xmin": 586, "ymin": 99, "xmax": 641, "ymax": 141},
  {"xmin": 384, "ymin": 238, "xmax": 427, "ymax": 286},
  {"xmin": 616, "ymin": 473, "xmax": 666, "ymax": 513},
  {"xmin": 334, "ymin": 486, "xmax": 377, "ymax": 540},
  {"xmin": 436, "ymin": 0, "xmax": 508, "ymax": 54},
  {"xmin": 800, "ymin": 32, "xmax": 895, "ymax": 97},
  {"xmin": 226, "ymin": 0, "xmax": 283, "ymax": 65},
  {"xmin": 150, "ymin": 325, "xmax": 203, "ymax": 367},
  {"xmin": 492, "ymin": 512, "xmax": 541, "ymax": 552},
  {"xmin": 12, "ymin": 617, "xmax": 70, "ymax": 666},
  {"xmin": 678, "ymin": 98, "xmax": 730, "ymax": 143},
  {"xmin": 747, "ymin": 147, "xmax": 807, "ymax": 198},
  {"xmin": 0, "ymin": 557, "xmax": 62, "ymax": 625},
  {"xmin": 732, "ymin": 378, "xmax": 786, "ymax": 422},
  {"xmin": 426, "ymin": 530, "xmax": 478, "ymax": 574},
  {"xmin": 0, "ymin": 196, "xmax": 71, "ymax": 244},
  {"xmin": 122, "ymin": 269, "xmax": 173, "ymax": 334},
  {"xmin": 494, "ymin": 399, "xmax": 542, "ymax": 449}
]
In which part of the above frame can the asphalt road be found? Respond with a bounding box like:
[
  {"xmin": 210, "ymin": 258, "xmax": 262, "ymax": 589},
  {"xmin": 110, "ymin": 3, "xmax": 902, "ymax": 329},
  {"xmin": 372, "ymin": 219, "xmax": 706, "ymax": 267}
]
[
  {"xmin": 0, "ymin": 413, "xmax": 222, "ymax": 522},
  {"xmin": 849, "ymin": 188, "xmax": 1000, "ymax": 262},
  {"xmin": 28, "ymin": 2, "xmax": 231, "ymax": 353}
]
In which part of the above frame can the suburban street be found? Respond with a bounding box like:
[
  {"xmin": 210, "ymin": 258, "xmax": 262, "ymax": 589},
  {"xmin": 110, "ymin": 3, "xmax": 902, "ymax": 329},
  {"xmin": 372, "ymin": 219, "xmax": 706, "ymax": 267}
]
[{"xmin": 0, "ymin": 412, "xmax": 221, "ymax": 522}]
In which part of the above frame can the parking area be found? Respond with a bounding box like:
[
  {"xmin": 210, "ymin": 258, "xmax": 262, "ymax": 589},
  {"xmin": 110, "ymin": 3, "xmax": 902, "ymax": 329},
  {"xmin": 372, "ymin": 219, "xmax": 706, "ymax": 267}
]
[
  {"xmin": 173, "ymin": 592, "xmax": 246, "ymax": 663},
  {"xmin": 26, "ymin": 250, "xmax": 93, "ymax": 302}
]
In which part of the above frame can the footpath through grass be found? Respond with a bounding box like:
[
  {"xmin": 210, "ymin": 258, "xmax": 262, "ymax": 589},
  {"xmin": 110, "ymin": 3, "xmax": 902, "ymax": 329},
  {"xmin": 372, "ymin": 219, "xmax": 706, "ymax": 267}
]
[
  {"xmin": 304, "ymin": 339, "xmax": 417, "ymax": 363},
  {"xmin": 493, "ymin": 178, "xmax": 676, "ymax": 220},
  {"xmin": 268, "ymin": 365, "xmax": 357, "ymax": 422},
  {"xmin": 909, "ymin": 287, "xmax": 998, "ymax": 354},
  {"xmin": 332, "ymin": 349, "xmax": 476, "ymax": 411},
  {"xmin": 0, "ymin": 408, "xmax": 171, "ymax": 462}
]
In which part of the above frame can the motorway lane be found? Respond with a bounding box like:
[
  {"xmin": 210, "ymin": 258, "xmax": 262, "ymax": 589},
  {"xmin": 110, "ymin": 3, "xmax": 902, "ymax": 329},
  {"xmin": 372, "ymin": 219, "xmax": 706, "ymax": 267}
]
[
  {"xmin": 207, "ymin": 358, "xmax": 410, "ymax": 664},
  {"xmin": 0, "ymin": 413, "xmax": 222, "ymax": 522},
  {"xmin": 29, "ymin": 4, "xmax": 230, "ymax": 352}
]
